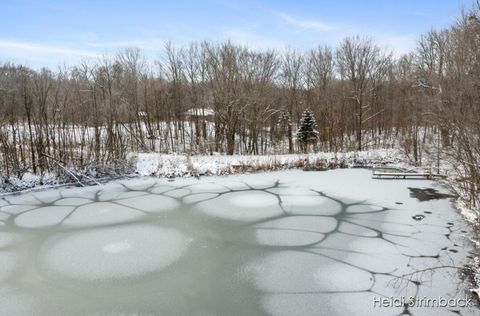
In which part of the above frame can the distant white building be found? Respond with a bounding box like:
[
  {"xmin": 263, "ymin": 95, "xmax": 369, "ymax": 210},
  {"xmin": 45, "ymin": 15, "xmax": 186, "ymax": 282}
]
[{"xmin": 183, "ymin": 108, "xmax": 215, "ymax": 120}]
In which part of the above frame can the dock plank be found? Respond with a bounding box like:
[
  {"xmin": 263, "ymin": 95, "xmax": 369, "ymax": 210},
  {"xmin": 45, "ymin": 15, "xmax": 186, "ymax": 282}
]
[{"xmin": 372, "ymin": 171, "xmax": 447, "ymax": 179}]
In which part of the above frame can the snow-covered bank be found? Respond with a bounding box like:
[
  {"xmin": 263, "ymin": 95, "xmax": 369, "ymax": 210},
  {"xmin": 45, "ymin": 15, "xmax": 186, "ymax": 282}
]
[
  {"xmin": 129, "ymin": 148, "xmax": 403, "ymax": 178},
  {"xmin": 0, "ymin": 149, "xmax": 400, "ymax": 194}
]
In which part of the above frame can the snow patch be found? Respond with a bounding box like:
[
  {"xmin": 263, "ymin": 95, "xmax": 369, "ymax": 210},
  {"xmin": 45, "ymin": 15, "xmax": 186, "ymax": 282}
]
[{"xmin": 38, "ymin": 225, "xmax": 189, "ymax": 281}]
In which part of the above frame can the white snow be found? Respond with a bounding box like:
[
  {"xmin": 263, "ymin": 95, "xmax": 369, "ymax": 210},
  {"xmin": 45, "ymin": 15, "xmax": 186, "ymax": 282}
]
[
  {"xmin": 102, "ymin": 241, "xmax": 132, "ymax": 254},
  {"xmin": 254, "ymin": 228, "xmax": 324, "ymax": 246},
  {"xmin": 256, "ymin": 216, "xmax": 337, "ymax": 234},
  {"xmin": 131, "ymin": 148, "xmax": 401, "ymax": 178},
  {"xmin": 251, "ymin": 216, "xmax": 337, "ymax": 246},
  {"xmin": 195, "ymin": 190, "xmax": 283, "ymax": 222},
  {"xmin": 182, "ymin": 192, "xmax": 219, "ymax": 204},
  {"xmin": 244, "ymin": 250, "xmax": 374, "ymax": 293},
  {"xmin": 164, "ymin": 188, "xmax": 190, "ymax": 198},
  {"xmin": 337, "ymin": 221, "xmax": 378, "ymax": 237},
  {"xmin": 98, "ymin": 190, "xmax": 145, "ymax": 202},
  {"xmin": 114, "ymin": 194, "xmax": 179, "ymax": 213},
  {"xmin": 54, "ymin": 198, "xmax": 91, "ymax": 206},
  {"xmin": 0, "ymin": 212, "xmax": 10, "ymax": 222},
  {"xmin": 0, "ymin": 285, "xmax": 39, "ymax": 316},
  {"xmin": 0, "ymin": 204, "xmax": 38, "ymax": 215},
  {"xmin": 282, "ymin": 195, "xmax": 342, "ymax": 216},
  {"xmin": 0, "ymin": 232, "xmax": 23, "ymax": 248},
  {"xmin": 38, "ymin": 224, "xmax": 189, "ymax": 281},
  {"xmin": 0, "ymin": 250, "xmax": 23, "ymax": 282},
  {"xmin": 244, "ymin": 216, "xmax": 337, "ymax": 246},
  {"xmin": 62, "ymin": 202, "xmax": 144, "ymax": 227},
  {"xmin": 15, "ymin": 206, "xmax": 74, "ymax": 228}
]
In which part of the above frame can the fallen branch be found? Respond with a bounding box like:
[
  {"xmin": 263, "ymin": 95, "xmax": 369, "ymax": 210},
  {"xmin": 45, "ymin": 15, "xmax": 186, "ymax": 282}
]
[
  {"xmin": 41, "ymin": 153, "xmax": 85, "ymax": 187},
  {"xmin": 399, "ymin": 265, "xmax": 479, "ymax": 301}
]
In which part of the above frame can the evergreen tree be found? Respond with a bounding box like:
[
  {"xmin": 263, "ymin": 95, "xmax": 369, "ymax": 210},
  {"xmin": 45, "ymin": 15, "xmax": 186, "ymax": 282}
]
[{"xmin": 296, "ymin": 109, "xmax": 319, "ymax": 152}]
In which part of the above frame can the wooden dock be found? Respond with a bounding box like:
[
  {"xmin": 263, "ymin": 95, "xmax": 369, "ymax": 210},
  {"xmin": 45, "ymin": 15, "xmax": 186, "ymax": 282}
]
[{"xmin": 372, "ymin": 166, "xmax": 447, "ymax": 180}]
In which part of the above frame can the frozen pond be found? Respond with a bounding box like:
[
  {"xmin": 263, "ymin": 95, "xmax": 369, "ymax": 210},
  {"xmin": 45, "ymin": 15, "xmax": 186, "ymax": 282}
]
[{"xmin": 0, "ymin": 169, "xmax": 477, "ymax": 315}]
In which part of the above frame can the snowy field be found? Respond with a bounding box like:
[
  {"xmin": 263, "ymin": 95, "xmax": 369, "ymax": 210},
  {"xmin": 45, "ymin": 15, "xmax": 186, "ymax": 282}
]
[{"xmin": 0, "ymin": 169, "xmax": 477, "ymax": 315}]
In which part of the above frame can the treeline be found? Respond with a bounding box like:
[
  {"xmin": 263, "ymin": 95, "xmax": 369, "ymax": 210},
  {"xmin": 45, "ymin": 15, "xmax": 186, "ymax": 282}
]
[{"xmin": 0, "ymin": 4, "xmax": 479, "ymax": 207}]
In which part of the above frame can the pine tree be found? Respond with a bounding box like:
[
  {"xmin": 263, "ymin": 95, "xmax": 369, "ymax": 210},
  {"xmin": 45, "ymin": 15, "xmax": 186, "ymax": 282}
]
[{"xmin": 296, "ymin": 109, "xmax": 319, "ymax": 152}]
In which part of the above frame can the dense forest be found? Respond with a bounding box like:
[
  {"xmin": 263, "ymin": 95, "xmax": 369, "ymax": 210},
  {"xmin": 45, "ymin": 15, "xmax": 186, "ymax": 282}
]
[{"xmin": 0, "ymin": 4, "xmax": 479, "ymax": 207}]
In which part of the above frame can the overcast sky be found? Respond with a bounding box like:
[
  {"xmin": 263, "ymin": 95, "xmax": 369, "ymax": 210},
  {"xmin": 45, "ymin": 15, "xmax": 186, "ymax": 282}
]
[{"xmin": 0, "ymin": 0, "xmax": 475, "ymax": 68}]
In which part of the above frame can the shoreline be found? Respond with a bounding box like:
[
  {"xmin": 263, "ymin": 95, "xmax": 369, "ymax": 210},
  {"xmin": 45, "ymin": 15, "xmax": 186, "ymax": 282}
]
[{"xmin": 1, "ymin": 149, "xmax": 478, "ymax": 299}]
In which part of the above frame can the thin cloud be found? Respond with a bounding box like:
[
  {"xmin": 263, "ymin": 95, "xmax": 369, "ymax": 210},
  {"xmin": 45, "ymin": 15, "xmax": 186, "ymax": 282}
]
[
  {"xmin": 85, "ymin": 40, "xmax": 151, "ymax": 49},
  {"xmin": 0, "ymin": 40, "xmax": 101, "ymax": 58},
  {"xmin": 275, "ymin": 12, "xmax": 333, "ymax": 31}
]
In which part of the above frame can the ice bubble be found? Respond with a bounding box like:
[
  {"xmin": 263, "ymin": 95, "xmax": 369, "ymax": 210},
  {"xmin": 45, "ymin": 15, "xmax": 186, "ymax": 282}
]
[
  {"xmin": 267, "ymin": 187, "xmax": 317, "ymax": 196},
  {"xmin": 120, "ymin": 179, "xmax": 157, "ymax": 191},
  {"xmin": 97, "ymin": 188, "xmax": 128, "ymax": 201},
  {"xmin": 164, "ymin": 188, "xmax": 191, "ymax": 198},
  {"xmin": 282, "ymin": 195, "xmax": 342, "ymax": 216},
  {"xmin": 0, "ymin": 232, "xmax": 22, "ymax": 248},
  {"xmin": 345, "ymin": 216, "xmax": 418, "ymax": 237},
  {"xmin": 182, "ymin": 193, "xmax": 219, "ymax": 204},
  {"xmin": 245, "ymin": 250, "xmax": 373, "ymax": 293},
  {"xmin": 110, "ymin": 191, "xmax": 149, "ymax": 200},
  {"xmin": 54, "ymin": 198, "xmax": 92, "ymax": 206},
  {"xmin": 38, "ymin": 224, "xmax": 189, "ymax": 281},
  {"xmin": 15, "ymin": 206, "xmax": 74, "ymax": 228},
  {"xmin": 150, "ymin": 185, "xmax": 176, "ymax": 194},
  {"xmin": 186, "ymin": 183, "xmax": 230, "ymax": 194},
  {"xmin": 313, "ymin": 263, "xmax": 374, "ymax": 291},
  {"xmin": 384, "ymin": 232, "xmax": 450, "ymax": 257},
  {"xmin": 314, "ymin": 234, "xmax": 410, "ymax": 274},
  {"xmin": 254, "ymin": 229, "xmax": 324, "ymax": 247},
  {"xmin": 314, "ymin": 246, "xmax": 406, "ymax": 274},
  {"xmin": 215, "ymin": 180, "xmax": 250, "ymax": 191},
  {"xmin": 256, "ymin": 216, "xmax": 337, "ymax": 233},
  {"xmin": 60, "ymin": 187, "xmax": 99, "ymax": 200},
  {"xmin": 4, "ymin": 194, "xmax": 40, "ymax": 205},
  {"xmin": 32, "ymin": 190, "xmax": 62, "ymax": 204},
  {"xmin": 84, "ymin": 312, "xmax": 159, "ymax": 316},
  {"xmin": 0, "ymin": 285, "xmax": 39, "ymax": 316},
  {"xmin": 417, "ymin": 224, "xmax": 450, "ymax": 234},
  {"xmin": 338, "ymin": 221, "xmax": 378, "ymax": 237},
  {"xmin": 0, "ymin": 250, "xmax": 22, "ymax": 282},
  {"xmin": 0, "ymin": 211, "xmax": 10, "ymax": 222},
  {"xmin": 320, "ymin": 232, "xmax": 400, "ymax": 255},
  {"xmin": 115, "ymin": 195, "xmax": 179, "ymax": 213},
  {"xmin": 262, "ymin": 292, "xmax": 401, "ymax": 316},
  {"xmin": 63, "ymin": 202, "xmax": 144, "ymax": 227},
  {"xmin": 102, "ymin": 241, "xmax": 131, "ymax": 253},
  {"xmin": 346, "ymin": 204, "xmax": 384, "ymax": 213},
  {"xmin": 196, "ymin": 191, "xmax": 283, "ymax": 222},
  {"xmin": 0, "ymin": 204, "xmax": 37, "ymax": 215},
  {"xmin": 251, "ymin": 216, "xmax": 337, "ymax": 246},
  {"xmin": 244, "ymin": 180, "xmax": 277, "ymax": 190}
]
